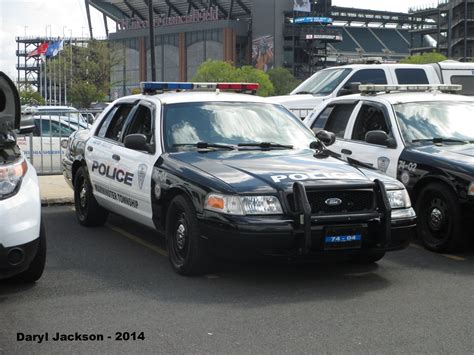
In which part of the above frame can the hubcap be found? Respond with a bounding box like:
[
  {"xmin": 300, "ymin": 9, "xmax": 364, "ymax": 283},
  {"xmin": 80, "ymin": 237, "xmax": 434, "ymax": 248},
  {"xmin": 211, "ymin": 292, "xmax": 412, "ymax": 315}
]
[
  {"xmin": 79, "ymin": 181, "xmax": 87, "ymax": 209},
  {"xmin": 429, "ymin": 207, "xmax": 443, "ymax": 231},
  {"xmin": 176, "ymin": 223, "xmax": 186, "ymax": 250}
]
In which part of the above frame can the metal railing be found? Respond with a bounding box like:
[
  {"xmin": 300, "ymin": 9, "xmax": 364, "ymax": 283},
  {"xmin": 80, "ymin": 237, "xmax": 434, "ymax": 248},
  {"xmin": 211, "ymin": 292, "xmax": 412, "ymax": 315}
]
[
  {"xmin": 17, "ymin": 109, "xmax": 103, "ymax": 175},
  {"xmin": 290, "ymin": 108, "xmax": 313, "ymax": 120}
]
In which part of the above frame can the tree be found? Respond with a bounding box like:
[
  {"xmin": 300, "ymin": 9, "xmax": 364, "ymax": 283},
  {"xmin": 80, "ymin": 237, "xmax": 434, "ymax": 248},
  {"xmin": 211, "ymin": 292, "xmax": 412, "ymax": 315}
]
[
  {"xmin": 267, "ymin": 67, "xmax": 300, "ymax": 96},
  {"xmin": 191, "ymin": 60, "xmax": 274, "ymax": 97},
  {"xmin": 400, "ymin": 51, "xmax": 448, "ymax": 64},
  {"xmin": 19, "ymin": 86, "xmax": 45, "ymax": 106},
  {"xmin": 69, "ymin": 80, "xmax": 106, "ymax": 109}
]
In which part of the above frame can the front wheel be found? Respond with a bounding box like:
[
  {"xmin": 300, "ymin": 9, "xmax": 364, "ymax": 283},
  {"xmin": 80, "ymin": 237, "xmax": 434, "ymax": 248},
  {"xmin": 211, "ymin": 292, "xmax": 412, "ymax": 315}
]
[
  {"xmin": 74, "ymin": 166, "xmax": 108, "ymax": 226},
  {"xmin": 166, "ymin": 195, "xmax": 211, "ymax": 276},
  {"xmin": 416, "ymin": 183, "xmax": 464, "ymax": 252}
]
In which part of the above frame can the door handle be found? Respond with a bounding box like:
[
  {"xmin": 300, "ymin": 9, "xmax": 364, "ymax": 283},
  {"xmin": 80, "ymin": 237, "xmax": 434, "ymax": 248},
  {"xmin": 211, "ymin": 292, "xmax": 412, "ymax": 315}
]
[
  {"xmin": 341, "ymin": 149, "xmax": 352, "ymax": 155},
  {"xmin": 87, "ymin": 146, "xmax": 93, "ymax": 152},
  {"xmin": 112, "ymin": 154, "xmax": 121, "ymax": 161}
]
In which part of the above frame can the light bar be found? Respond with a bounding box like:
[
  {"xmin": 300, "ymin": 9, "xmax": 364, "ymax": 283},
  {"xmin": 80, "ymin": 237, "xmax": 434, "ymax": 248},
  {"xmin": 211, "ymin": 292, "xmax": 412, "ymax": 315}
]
[
  {"xmin": 141, "ymin": 82, "xmax": 259, "ymax": 94},
  {"xmin": 359, "ymin": 84, "xmax": 462, "ymax": 94}
]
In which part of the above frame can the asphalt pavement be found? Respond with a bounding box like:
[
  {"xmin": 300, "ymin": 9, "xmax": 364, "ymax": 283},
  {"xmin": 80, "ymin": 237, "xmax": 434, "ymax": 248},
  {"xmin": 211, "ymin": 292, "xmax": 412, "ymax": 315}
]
[{"xmin": 1, "ymin": 206, "xmax": 473, "ymax": 354}]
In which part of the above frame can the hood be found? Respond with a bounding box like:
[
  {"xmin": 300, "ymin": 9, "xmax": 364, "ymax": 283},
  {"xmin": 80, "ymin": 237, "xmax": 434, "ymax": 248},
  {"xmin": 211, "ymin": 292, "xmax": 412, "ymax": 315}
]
[
  {"xmin": 407, "ymin": 143, "xmax": 474, "ymax": 174},
  {"xmin": 267, "ymin": 94, "xmax": 325, "ymax": 110},
  {"xmin": 171, "ymin": 150, "xmax": 375, "ymax": 194}
]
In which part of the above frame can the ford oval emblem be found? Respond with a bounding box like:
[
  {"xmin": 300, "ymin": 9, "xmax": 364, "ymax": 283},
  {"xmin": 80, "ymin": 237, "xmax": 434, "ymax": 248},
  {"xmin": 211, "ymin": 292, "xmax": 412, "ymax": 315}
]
[{"xmin": 325, "ymin": 197, "xmax": 342, "ymax": 206}]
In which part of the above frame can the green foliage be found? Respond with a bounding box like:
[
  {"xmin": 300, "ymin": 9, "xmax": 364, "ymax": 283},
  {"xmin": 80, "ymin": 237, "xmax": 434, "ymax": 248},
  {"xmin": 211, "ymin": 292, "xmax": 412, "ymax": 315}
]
[
  {"xmin": 266, "ymin": 67, "xmax": 300, "ymax": 96},
  {"xmin": 191, "ymin": 60, "xmax": 275, "ymax": 97},
  {"xmin": 19, "ymin": 86, "xmax": 45, "ymax": 106},
  {"xmin": 69, "ymin": 81, "xmax": 105, "ymax": 109},
  {"xmin": 400, "ymin": 52, "xmax": 448, "ymax": 64}
]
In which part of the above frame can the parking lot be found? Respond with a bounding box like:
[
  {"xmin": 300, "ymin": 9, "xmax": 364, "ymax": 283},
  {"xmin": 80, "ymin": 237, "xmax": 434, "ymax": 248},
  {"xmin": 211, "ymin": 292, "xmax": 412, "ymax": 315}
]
[{"xmin": 1, "ymin": 206, "xmax": 473, "ymax": 353}]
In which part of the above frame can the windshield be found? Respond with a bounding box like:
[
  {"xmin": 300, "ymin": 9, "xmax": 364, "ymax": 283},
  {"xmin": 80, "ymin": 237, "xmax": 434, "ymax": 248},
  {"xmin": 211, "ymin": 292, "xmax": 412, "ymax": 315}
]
[
  {"xmin": 292, "ymin": 68, "xmax": 352, "ymax": 95},
  {"xmin": 394, "ymin": 101, "xmax": 474, "ymax": 143},
  {"xmin": 163, "ymin": 102, "xmax": 315, "ymax": 152}
]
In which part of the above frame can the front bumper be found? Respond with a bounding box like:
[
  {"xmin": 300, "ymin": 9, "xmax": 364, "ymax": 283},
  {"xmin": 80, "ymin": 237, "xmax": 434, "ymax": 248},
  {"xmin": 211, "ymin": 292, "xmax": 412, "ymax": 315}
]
[
  {"xmin": 62, "ymin": 155, "xmax": 74, "ymax": 189},
  {"xmin": 198, "ymin": 212, "xmax": 415, "ymax": 258},
  {"xmin": 198, "ymin": 180, "xmax": 415, "ymax": 258},
  {"xmin": 0, "ymin": 238, "xmax": 40, "ymax": 279}
]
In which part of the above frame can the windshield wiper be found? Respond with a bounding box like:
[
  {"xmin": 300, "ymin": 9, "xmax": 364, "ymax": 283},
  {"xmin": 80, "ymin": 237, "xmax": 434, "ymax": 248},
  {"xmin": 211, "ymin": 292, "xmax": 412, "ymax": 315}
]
[
  {"xmin": 411, "ymin": 137, "xmax": 473, "ymax": 144},
  {"xmin": 237, "ymin": 142, "xmax": 294, "ymax": 150},
  {"xmin": 294, "ymin": 91, "xmax": 313, "ymax": 95},
  {"xmin": 173, "ymin": 142, "xmax": 237, "ymax": 150}
]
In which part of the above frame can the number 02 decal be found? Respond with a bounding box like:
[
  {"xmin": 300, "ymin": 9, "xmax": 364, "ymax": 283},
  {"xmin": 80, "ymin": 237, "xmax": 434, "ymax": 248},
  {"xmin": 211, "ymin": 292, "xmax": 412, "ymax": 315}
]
[{"xmin": 398, "ymin": 160, "xmax": 417, "ymax": 172}]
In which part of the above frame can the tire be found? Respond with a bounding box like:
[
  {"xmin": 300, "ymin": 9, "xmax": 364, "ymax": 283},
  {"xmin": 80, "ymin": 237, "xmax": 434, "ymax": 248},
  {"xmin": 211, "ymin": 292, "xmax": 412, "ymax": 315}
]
[
  {"xmin": 351, "ymin": 251, "xmax": 385, "ymax": 264},
  {"xmin": 12, "ymin": 219, "xmax": 46, "ymax": 283},
  {"xmin": 416, "ymin": 182, "xmax": 465, "ymax": 252},
  {"xmin": 166, "ymin": 195, "xmax": 211, "ymax": 276},
  {"xmin": 74, "ymin": 166, "xmax": 108, "ymax": 226}
]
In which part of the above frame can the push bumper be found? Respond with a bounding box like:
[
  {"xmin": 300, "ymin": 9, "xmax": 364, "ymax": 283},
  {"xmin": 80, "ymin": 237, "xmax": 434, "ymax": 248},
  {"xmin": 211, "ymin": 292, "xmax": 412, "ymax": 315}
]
[{"xmin": 198, "ymin": 180, "xmax": 415, "ymax": 258}]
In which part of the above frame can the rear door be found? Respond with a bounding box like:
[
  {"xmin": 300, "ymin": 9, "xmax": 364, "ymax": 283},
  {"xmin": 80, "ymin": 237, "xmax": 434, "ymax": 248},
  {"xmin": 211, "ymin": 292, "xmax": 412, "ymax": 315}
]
[{"xmin": 85, "ymin": 101, "xmax": 136, "ymax": 214}]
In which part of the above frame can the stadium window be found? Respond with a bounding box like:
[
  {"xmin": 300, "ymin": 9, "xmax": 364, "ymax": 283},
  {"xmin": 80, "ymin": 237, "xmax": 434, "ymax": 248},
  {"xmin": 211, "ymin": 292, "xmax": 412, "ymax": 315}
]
[{"xmin": 395, "ymin": 68, "xmax": 429, "ymax": 84}]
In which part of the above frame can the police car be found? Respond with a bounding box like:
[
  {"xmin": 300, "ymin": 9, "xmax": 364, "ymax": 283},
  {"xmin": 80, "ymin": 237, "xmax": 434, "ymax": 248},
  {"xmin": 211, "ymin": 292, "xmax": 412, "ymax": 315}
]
[
  {"xmin": 304, "ymin": 84, "xmax": 474, "ymax": 252},
  {"xmin": 62, "ymin": 81, "xmax": 416, "ymax": 275},
  {"xmin": 0, "ymin": 72, "xmax": 46, "ymax": 282}
]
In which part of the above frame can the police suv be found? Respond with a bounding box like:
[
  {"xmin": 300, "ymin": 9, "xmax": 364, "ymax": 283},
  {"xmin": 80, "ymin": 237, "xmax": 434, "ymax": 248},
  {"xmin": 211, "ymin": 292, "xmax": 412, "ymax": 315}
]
[
  {"xmin": 63, "ymin": 82, "xmax": 416, "ymax": 275},
  {"xmin": 0, "ymin": 72, "xmax": 45, "ymax": 282},
  {"xmin": 304, "ymin": 84, "xmax": 474, "ymax": 252}
]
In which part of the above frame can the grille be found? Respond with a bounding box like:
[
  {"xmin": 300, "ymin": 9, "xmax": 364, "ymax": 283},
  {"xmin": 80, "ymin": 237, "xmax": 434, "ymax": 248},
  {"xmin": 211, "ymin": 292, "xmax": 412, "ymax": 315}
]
[{"xmin": 288, "ymin": 189, "xmax": 375, "ymax": 215}]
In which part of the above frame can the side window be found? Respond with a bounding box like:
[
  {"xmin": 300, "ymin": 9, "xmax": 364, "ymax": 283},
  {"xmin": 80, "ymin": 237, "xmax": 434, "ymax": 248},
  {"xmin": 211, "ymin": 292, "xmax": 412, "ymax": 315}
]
[
  {"xmin": 311, "ymin": 103, "xmax": 357, "ymax": 138},
  {"xmin": 50, "ymin": 121, "xmax": 75, "ymax": 137},
  {"xmin": 351, "ymin": 104, "xmax": 391, "ymax": 143},
  {"xmin": 97, "ymin": 104, "xmax": 134, "ymax": 141},
  {"xmin": 395, "ymin": 69, "xmax": 429, "ymax": 84},
  {"xmin": 451, "ymin": 76, "xmax": 474, "ymax": 95},
  {"xmin": 347, "ymin": 69, "xmax": 387, "ymax": 85},
  {"xmin": 124, "ymin": 104, "xmax": 154, "ymax": 145}
]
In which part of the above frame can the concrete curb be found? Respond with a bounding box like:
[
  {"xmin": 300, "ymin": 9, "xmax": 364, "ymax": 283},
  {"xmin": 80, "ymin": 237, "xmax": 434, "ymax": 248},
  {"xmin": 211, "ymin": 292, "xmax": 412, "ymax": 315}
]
[{"xmin": 41, "ymin": 197, "xmax": 74, "ymax": 206}]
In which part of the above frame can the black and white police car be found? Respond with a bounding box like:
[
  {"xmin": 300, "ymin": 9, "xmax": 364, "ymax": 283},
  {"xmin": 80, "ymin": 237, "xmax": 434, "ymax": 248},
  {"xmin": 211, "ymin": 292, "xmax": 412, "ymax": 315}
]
[
  {"xmin": 304, "ymin": 84, "xmax": 474, "ymax": 252},
  {"xmin": 63, "ymin": 81, "xmax": 416, "ymax": 275},
  {"xmin": 0, "ymin": 72, "xmax": 46, "ymax": 282}
]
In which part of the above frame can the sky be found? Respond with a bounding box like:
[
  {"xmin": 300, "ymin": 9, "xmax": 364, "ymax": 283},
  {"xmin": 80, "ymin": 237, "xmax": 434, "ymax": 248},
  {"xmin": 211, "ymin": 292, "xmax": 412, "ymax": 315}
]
[{"xmin": 0, "ymin": 0, "xmax": 438, "ymax": 81}]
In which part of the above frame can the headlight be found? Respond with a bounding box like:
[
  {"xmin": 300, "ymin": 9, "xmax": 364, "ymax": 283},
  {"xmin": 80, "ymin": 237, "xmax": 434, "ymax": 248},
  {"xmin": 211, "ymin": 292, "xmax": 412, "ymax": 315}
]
[
  {"xmin": 386, "ymin": 189, "xmax": 411, "ymax": 209},
  {"xmin": 205, "ymin": 194, "xmax": 283, "ymax": 215},
  {"xmin": 468, "ymin": 182, "xmax": 474, "ymax": 196},
  {"xmin": 0, "ymin": 157, "xmax": 28, "ymax": 200}
]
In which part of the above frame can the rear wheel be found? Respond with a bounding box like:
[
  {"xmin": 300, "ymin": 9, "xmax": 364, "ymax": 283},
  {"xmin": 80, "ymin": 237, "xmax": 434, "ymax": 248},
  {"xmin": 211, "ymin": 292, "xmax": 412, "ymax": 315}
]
[
  {"xmin": 416, "ymin": 183, "xmax": 464, "ymax": 252},
  {"xmin": 74, "ymin": 166, "xmax": 108, "ymax": 226},
  {"xmin": 12, "ymin": 219, "xmax": 46, "ymax": 283},
  {"xmin": 166, "ymin": 195, "xmax": 211, "ymax": 276}
]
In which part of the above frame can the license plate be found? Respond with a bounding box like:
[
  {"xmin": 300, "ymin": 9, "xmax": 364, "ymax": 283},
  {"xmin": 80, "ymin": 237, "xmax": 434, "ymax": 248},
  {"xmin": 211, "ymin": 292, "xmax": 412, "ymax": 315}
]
[{"xmin": 324, "ymin": 227, "xmax": 363, "ymax": 250}]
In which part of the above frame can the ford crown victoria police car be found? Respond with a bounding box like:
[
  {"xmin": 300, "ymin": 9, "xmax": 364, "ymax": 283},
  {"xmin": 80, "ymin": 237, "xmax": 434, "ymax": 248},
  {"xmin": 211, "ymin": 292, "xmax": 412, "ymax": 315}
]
[
  {"xmin": 63, "ymin": 82, "xmax": 416, "ymax": 275},
  {"xmin": 0, "ymin": 72, "xmax": 45, "ymax": 282},
  {"xmin": 304, "ymin": 84, "xmax": 474, "ymax": 252}
]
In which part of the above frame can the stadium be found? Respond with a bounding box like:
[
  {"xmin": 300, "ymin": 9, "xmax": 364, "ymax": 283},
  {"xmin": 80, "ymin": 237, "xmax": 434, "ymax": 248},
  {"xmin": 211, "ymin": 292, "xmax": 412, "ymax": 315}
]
[{"xmin": 16, "ymin": 0, "xmax": 474, "ymax": 100}]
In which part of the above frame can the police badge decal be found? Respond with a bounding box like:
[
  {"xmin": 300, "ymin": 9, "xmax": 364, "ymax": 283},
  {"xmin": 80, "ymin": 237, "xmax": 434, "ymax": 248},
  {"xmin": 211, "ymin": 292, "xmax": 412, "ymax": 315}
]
[{"xmin": 138, "ymin": 164, "xmax": 147, "ymax": 190}]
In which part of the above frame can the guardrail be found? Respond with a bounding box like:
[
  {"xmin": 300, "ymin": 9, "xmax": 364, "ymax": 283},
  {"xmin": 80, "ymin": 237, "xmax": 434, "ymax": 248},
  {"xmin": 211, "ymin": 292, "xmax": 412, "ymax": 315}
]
[{"xmin": 17, "ymin": 110, "xmax": 103, "ymax": 175}]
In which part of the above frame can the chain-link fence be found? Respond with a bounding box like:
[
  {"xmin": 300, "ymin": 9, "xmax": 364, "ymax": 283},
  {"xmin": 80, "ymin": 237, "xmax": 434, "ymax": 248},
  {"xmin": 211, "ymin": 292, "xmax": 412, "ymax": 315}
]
[{"xmin": 17, "ymin": 109, "xmax": 102, "ymax": 175}]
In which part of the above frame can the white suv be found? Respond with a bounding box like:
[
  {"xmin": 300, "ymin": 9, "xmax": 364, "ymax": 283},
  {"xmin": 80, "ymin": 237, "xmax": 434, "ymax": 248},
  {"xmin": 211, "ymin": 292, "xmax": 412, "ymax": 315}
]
[{"xmin": 0, "ymin": 72, "xmax": 45, "ymax": 282}]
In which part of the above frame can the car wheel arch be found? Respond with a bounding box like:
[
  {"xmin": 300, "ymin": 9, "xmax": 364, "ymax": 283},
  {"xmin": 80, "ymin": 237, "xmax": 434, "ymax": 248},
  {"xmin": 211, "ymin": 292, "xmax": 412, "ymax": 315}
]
[
  {"xmin": 412, "ymin": 175, "xmax": 456, "ymax": 204},
  {"xmin": 160, "ymin": 187, "xmax": 196, "ymax": 229},
  {"xmin": 72, "ymin": 159, "xmax": 86, "ymax": 186}
]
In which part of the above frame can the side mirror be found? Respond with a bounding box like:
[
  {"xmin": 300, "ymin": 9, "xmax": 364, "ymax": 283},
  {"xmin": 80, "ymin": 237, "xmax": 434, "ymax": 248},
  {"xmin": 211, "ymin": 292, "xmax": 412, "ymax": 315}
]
[
  {"xmin": 365, "ymin": 130, "xmax": 396, "ymax": 148},
  {"xmin": 18, "ymin": 125, "xmax": 34, "ymax": 134},
  {"xmin": 124, "ymin": 133, "xmax": 149, "ymax": 152},
  {"xmin": 315, "ymin": 130, "xmax": 336, "ymax": 146},
  {"xmin": 338, "ymin": 82, "xmax": 361, "ymax": 96}
]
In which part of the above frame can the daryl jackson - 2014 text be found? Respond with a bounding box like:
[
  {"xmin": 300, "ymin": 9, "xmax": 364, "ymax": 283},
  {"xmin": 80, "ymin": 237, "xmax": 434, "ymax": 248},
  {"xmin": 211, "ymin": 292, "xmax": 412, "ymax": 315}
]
[{"xmin": 17, "ymin": 331, "xmax": 145, "ymax": 343}]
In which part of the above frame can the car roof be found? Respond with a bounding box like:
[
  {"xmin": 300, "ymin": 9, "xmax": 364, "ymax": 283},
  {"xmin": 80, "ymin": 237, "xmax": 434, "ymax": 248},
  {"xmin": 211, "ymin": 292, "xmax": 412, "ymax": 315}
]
[
  {"xmin": 329, "ymin": 92, "xmax": 474, "ymax": 105},
  {"xmin": 117, "ymin": 91, "xmax": 275, "ymax": 106}
]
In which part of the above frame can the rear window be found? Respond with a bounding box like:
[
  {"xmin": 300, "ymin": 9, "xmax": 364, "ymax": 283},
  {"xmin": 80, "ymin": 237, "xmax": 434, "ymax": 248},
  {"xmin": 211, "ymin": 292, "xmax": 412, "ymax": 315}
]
[
  {"xmin": 451, "ymin": 76, "xmax": 474, "ymax": 95},
  {"xmin": 395, "ymin": 69, "xmax": 429, "ymax": 84}
]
